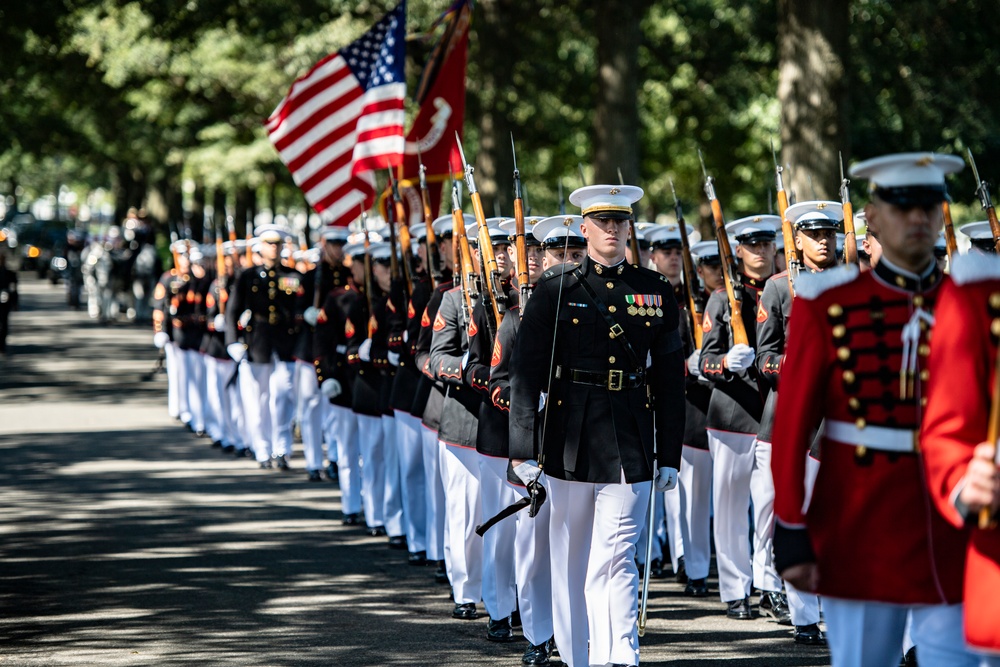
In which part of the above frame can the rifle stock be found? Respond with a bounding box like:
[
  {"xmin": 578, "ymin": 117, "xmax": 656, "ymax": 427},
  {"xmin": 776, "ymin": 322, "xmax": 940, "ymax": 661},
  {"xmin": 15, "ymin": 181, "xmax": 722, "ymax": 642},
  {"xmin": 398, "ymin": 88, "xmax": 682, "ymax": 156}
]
[
  {"xmin": 417, "ymin": 158, "xmax": 440, "ymax": 290},
  {"xmin": 968, "ymin": 149, "xmax": 1000, "ymax": 254},
  {"xmin": 511, "ymin": 135, "xmax": 529, "ymax": 307},
  {"xmin": 840, "ymin": 153, "xmax": 858, "ymax": 266},
  {"xmin": 942, "ymin": 200, "xmax": 958, "ymax": 259},
  {"xmin": 215, "ymin": 220, "xmax": 227, "ymax": 317},
  {"xmin": 773, "ymin": 143, "xmax": 802, "ymax": 290}
]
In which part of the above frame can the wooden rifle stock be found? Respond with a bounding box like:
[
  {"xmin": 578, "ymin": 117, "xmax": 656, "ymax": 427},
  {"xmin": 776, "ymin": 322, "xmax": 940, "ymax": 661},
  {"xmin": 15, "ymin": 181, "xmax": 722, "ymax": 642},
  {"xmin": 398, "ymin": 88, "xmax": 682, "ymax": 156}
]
[
  {"xmin": 245, "ymin": 219, "xmax": 253, "ymax": 266},
  {"xmin": 968, "ymin": 150, "xmax": 1000, "ymax": 254},
  {"xmin": 511, "ymin": 135, "xmax": 529, "ymax": 307},
  {"xmin": 942, "ymin": 200, "xmax": 958, "ymax": 260},
  {"xmin": 215, "ymin": 221, "xmax": 227, "ymax": 317},
  {"xmin": 773, "ymin": 147, "xmax": 801, "ymax": 291},
  {"xmin": 980, "ymin": 341, "xmax": 1000, "ymax": 529},
  {"xmin": 840, "ymin": 154, "xmax": 858, "ymax": 266},
  {"xmin": 417, "ymin": 161, "xmax": 439, "ymax": 290},
  {"xmin": 452, "ymin": 196, "xmax": 477, "ymax": 323}
]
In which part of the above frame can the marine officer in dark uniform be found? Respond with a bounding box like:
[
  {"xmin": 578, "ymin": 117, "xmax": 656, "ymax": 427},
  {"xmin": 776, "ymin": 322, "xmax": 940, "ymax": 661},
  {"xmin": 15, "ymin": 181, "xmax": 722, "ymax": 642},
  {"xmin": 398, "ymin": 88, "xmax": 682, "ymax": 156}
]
[
  {"xmin": 509, "ymin": 184, "xmax": 686, "ymax": 667},
  {"xmin": 225, "ymin": 224, "xmax": 304, "ymax": 469}
]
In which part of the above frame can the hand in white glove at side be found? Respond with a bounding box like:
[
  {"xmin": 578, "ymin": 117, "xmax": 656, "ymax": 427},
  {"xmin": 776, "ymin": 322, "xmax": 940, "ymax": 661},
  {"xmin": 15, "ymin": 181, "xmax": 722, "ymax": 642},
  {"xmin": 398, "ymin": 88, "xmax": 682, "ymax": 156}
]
[
  {"xmin": 402, "ymin": 330, "xmax": 409, "ymax": 344},
  {"xmin": 303, "ymin": 306, "xmax": 320, "ymax": 326},
  {"xmin": 538, "ymin": 392, "xmax": 547, "ymax": 412},
  {"xmin": 687, "ymin": 350, "xmax": 701, "ymax": 377},
  {"xmin": 153, "ymin": 331, "xmax": 170, "ymax": 349},
  {"xmin": 514, "ymin": 459, "xmax": 542, "ymax": 486},
  {"xmin": 654, "ymin": 466, "xmax": 678, "ymax": 492},
  {"xmin": 724, "ymin": 343, "xmax": 756, "ymax": 372},
  {"xmin": 227, "ymin": 342, "xmax": 247, "ymax": 363},
  {"xmin": 320, "ymin": 378, "xmax": 342, "ymax": 399},
  {"xmin": 387, "ymin": 351, "xmax": 400, "ymax": 367},
  {"xmin": 213, "ymin": 314, "xmax": 226, "ymax": 332}
]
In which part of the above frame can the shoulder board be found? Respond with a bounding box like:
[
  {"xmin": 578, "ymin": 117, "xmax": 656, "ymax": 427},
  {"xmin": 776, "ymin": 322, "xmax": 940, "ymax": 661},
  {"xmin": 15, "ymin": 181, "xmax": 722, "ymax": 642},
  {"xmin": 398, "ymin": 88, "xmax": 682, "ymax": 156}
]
[
  {"xmin": 949, "ymin": 252, "xmax": 1000, "ymax": 286},
  {"xmin": 793, "ymin": 264, "xmax": 859, "ymax": 301},
  {"xmin": 541, "ymin": 263, "xmax": 579, "ymax": 281}
]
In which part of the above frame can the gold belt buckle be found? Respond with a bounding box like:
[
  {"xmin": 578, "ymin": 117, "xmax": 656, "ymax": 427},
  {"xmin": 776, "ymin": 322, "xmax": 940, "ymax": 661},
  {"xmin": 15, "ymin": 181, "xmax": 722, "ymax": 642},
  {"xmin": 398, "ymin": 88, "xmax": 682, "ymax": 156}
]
[{"xmin": 608, "ymin": 369, "xmax": 624, "ymax": 391}]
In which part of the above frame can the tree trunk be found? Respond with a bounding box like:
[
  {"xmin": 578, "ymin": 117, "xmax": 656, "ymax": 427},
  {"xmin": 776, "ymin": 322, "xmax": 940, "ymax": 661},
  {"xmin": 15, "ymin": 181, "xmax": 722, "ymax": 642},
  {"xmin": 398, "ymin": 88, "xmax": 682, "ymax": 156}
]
[
  {"xmin": 235, "ymin": 186, "xmax": 251, "ymax": 237},
  {"xmin": 211, "ymin": 188, "xmax": 227, "ymax": 243},
  {"xmin": 593, "ymin": 0, "xmax": 646, "ymax": 188},
  {"xmin": 777, "ymin": 0, "xmax": 850, "ymax": 200},
  {"xmin": 191, "ymin": 183, "xmax": 206, "ymax": 242}
]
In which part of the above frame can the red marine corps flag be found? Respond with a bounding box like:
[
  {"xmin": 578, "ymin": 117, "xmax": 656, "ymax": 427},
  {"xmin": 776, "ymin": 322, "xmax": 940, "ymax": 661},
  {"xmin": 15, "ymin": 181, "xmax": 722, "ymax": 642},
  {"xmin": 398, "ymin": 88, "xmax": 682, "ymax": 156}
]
[
  {"xmin": 394, "ymin": 0, "xmax": 471, "ymax": 223},
  {"xmin": 266, "ymin": 1, "xmax": 407, "ymax": 227}
]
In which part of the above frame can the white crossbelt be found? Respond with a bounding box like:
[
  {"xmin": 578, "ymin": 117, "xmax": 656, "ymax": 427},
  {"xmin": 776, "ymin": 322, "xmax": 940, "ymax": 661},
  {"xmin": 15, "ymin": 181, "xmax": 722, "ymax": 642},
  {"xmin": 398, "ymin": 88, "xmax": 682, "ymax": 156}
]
[{"xmin": 823, "ymin": 419, "xmax": 917, "ymax": 453}]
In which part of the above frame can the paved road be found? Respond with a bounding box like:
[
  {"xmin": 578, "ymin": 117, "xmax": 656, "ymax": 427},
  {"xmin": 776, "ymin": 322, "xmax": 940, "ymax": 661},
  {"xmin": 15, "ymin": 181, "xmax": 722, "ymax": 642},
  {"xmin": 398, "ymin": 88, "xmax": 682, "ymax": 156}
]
[{"xmin": 0, "ymin": 275, "xmax": 830, "ymax": 666}]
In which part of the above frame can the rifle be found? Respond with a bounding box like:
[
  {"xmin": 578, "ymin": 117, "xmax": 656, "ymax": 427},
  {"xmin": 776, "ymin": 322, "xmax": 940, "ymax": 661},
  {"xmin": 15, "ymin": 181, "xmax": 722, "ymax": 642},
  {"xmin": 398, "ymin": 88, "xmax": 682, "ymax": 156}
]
[
  {"xmin": 456, "ymin": 133, "xmax": 504, "ymax": 334},
  {"xmin": 451, "ymin": 180, "xmax": 477, "ymax": 329},
  {"xmin": 215, "ymin": 218, "xmax": 227, "ymax": 318},
  {"xmin": 980, "ymin": 335, "xmax": 1000, "ymax": 529},
  {"xmin": 387, "ymin": 168, "xmax": 414, "ymax": 295},
  {"xmin": 511, "ymin": 134, "xmax": 530, "ymax": 308},
  {"xmin": 558, "ymin": 180, "xmax": 566, "ymax": 215},
  {"xmin": 840, "ymin": 152, "xmax": 859, "ymax": 266},
  {"xmin": 226, "ymin": 216, "xmax": 237, "ymax": 244},
  {"xmin": 416, "ymin": 148, "xmax": 440, "ymax": 290},
  {"xmin": 699, "ymin": 149, "xmax": 749, "ymax": 346},
  {"xmin": 618, "ymin": 167, "xmax": 641, "ymax": 268},
  {"xmin": 670, "ymin": 178, "xmax": 703, "ymax": 349},
  {"xmin": 773, "ymin": 140, "xmax": 802, "ymax": 291},
  {"xmin": 168, "ymin": 221, "xmax": 181, "ymax": 274},
  {"xmin": 942, "ymin": 198, "xmax": 959, "ymax": 260},
  {"xmin": 968, "ymin": 149, "xmax": 1000, "ymax": 254},
  {"xmin": 245, "ymin": 218, "xmax": 254, "ymax": 265},
  {"xmin": 361, "ymin": 210, "xmax": 376, "ymax": 338}
]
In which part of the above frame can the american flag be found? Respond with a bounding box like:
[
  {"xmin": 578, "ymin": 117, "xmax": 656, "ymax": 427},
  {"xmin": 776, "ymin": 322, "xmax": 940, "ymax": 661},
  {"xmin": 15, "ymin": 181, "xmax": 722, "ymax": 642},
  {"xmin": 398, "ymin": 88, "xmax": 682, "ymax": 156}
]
[{"xmin": 266, "ymin": 1, "xmax": 407, "ymax": 227}]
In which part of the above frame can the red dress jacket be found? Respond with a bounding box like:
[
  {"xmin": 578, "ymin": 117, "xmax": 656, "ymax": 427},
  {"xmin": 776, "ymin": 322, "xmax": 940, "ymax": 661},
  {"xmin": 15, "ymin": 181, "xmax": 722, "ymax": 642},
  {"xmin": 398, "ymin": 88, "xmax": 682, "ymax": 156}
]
[
  {"xmin": 771, "ymin": 260, "xmax": 966, "ymax": 605},
  {"xmin": 921, "ymin": 254, "xmax": 1000, "ymax": 652}
]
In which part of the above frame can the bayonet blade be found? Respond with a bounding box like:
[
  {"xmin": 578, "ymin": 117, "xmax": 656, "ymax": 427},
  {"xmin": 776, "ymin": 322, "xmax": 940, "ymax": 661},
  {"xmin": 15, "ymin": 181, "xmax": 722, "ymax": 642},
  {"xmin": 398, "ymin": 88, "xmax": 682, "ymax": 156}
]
[
  {"xmin": 968, "ymin": 148, "xmax": 983, "ymax": 189},
  {"xmin": 510, "ymin": 133, "xmax": 519, "ymax": 177}
]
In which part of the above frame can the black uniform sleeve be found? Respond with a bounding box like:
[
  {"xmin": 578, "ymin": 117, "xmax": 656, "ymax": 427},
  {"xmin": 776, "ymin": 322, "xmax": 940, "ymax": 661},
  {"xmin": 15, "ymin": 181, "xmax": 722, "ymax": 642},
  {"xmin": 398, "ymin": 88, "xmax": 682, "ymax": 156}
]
[
  {"xmin": 699, "ymin": 289, "xmax": 733, "ymax": 382},
  {"xmin": 386, "ymin": 277, "xmax": 408, "ymax": 352},
  {"xmin": 508, "ymin": 281, "xmax": 556, "ymax": 461},
  {"xmin": 428, "ymin": 290, "xmax": 467, "ymax": 385},
  {"xmin": 345, "ymin": 292, "xmax": 368, "ymax": 366},
  {"xmin": 650, "ymin": 285, "xmax": 686, "ymax": 470},
  {"xmin": 488, "ymin": 309, "xmax": 519, "ymax": 412},
  {"xmin": 315, "ymin": 289, "xmax": 347, "ymax": 383},
  {"xmin": 463, "ymin": 300, "xmax": 492, "ymax": 395},
  {"xmin": 225, "ymin": 270, "xmax": 249, "ymax": 347},
  {"xmin": 755, "ymin": 278, "xmax": 787, "ymax": 390}
]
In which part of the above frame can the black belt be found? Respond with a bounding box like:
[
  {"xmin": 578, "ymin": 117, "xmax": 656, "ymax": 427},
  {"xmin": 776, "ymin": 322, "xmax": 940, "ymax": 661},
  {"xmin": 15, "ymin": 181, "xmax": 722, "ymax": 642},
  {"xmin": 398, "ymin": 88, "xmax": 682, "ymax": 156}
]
[{"xmin": 562, "ymin": 367, "xmax": 645, "ymax": 391}]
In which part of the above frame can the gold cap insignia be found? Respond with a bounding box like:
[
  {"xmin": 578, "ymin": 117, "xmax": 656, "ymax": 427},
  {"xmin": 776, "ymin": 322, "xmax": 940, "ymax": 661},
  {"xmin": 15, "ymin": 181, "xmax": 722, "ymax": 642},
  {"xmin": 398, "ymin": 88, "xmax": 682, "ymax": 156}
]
[{"xmin": 609, "ymin": 187, "xmax": 621, "ymax": 195}]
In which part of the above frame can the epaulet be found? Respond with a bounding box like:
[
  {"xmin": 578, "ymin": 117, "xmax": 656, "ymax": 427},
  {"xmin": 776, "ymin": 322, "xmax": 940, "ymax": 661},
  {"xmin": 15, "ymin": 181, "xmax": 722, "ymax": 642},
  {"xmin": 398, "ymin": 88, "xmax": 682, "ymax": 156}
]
[
  {"xmin": 768, "ymin": 270, "xmax": 789, "ymax": 282},
  {"xmin": 949, "ymin": 252, "xmax": 1000, "ymax": 286},
  {"xmin": 793, "ymin": 264, "xmax": 859, "ymax": 301},
  {"xmin": 541, "ymin": 263, "xmax": 578, "ymax": 281}
]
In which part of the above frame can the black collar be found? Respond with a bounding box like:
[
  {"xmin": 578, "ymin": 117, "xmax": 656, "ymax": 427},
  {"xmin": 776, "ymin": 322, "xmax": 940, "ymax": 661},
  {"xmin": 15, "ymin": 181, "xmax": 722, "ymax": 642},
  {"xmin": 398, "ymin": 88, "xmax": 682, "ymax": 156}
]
[
  {"xmin": 589, "ymin": 256, "xmax": 627, "ymax": 276},
  {"xmin": 873, "ymin": 256, "xmax": 941, "ymax": 294},
  {"xmin": 741, "ymin": 273, "xmax": 767, "ymax": 291}
]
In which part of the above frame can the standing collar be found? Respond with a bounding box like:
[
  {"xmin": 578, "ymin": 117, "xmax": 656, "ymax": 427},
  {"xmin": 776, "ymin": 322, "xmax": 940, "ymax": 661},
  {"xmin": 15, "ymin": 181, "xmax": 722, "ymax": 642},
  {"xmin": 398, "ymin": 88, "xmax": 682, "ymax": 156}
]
[{"xmin": 873, "ymin": 256, "xmax": 941, "ymax": 293}]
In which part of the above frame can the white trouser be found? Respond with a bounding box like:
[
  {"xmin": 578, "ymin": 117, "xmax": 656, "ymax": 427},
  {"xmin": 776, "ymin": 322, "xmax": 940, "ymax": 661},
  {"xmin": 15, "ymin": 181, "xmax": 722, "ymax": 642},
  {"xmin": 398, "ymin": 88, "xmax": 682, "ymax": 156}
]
[
  {"xmin": 227, "ymin": 367, "xmax": 247, "ymax": 450},
  {"xmin": 326, "ymin": 405, "xmax": 361, "ymax": 514},
  {"xmin": 422, "ymin": 425, "xmax": 447, "ymax": 562},
  {"xmin": 357, "ymin": 413, "xmax": 385, "ymax": 528},
  {"xmin": 295, "ymin": 360, "xmax": 324, "ymax": 471},
  {"xmin": 382, "ymin": 414, "xmax": 404, "ymax": 538},
  {"xmin": 238, "ymin": 362, "xmax": 259, "ymax": 454},
  {"xmin": 478, "ymin": 455, "xmax": 518, "ymax": 621},
  {"xmin": 707, "ymin": 430, "xmax": 781, "ymax": 601},
  {"xmin": 514, "ymin": 475, "xmax": 553, "ymax": 646},
  {"xmin": 824, "ymin": 599, "xmax": 978, "ymax": 667},
  {"xmin": 636, "ymin": 489, "xmax": 664, "ymax": 566},
  {"xmin": 394, "ymin": 410, "xmax": 427, "ymax": 553},
  {"xmin": 204, "ymin": 356, "xmax": 232, "ymax": 445},
  {"xmin": 787, "ymin": 454, "xmax": 822, "ymax": 626},
  {"xmin": 441, "ymin": 443, "xmax": 482, "ymax": 606},
  {"xmin": 269, "ymin": 357, "xmax": 296, "ymax": 457},
  {"xmin": 679, "ymin": 446, "xmax": 713, "ymax": 581},
  {"xmin": 164, "ymin": 341, "xmax": 181, "ymax": 419},
  {"xmin": 548, "ymin": 473, "xmax": 650, "ymax": 667},
  {"xmin": 662, "ymin": 485, "xmax": 684, "ymax": 573},
  {"xmin": 182, "ymin": 348, "xmax": 205, "ymax": 432}
]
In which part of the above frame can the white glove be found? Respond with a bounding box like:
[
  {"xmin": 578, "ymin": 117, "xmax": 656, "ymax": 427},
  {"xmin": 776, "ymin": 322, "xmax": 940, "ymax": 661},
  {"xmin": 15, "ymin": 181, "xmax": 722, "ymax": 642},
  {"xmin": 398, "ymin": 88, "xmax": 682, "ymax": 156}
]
[
  {"xmin": 227, "ymin": 342, "xmax": 247, "ymax": 363},
  {"xmin": 538, "ymin": 392, "xmax": 547, "ymax": 412},
  {"xmin": 320, "ymin": 378, "xmax": 342, "ymax": 399},
  {"xmin": 402, "ymin": 330, "xmax": 409, "ymax": 343},
  {"xmin": 461, "ymin": 351, "xmax": 470, "ymax": 370},
  {"xmin": 387, "ymin": 351, "xmax": 400, "ymax": 367},
  {"xmin": 514, "ymin": 459, "xmax": 542, "ymax": 486},
  {"xmin": 687, "ymin": 350, "xmax": 701, "ymax": 377},
  {"xmin": 303, "ymin": 306, "xmax": 320, "ymax": 326},
  {"xmin": 153, "ymin": 331, "xmax": 170, "ymax": 349},
  {"xmin": 213, "ymin": 314, "xmax": 226, "ymax": 332},
  {"xmin": 725, "ymin": 343, "xmax": 756, "ymax": 372},
  {"xmin": 359, "ymin": 338, "xmax": 372, "ymax": 362},
  {"xmin": 238, "ymin": 310, "xmax": 252, "ymax": 328},
  {"xmin": 654, "ymin": 466, "xmax": 679, "ymax": 492}
]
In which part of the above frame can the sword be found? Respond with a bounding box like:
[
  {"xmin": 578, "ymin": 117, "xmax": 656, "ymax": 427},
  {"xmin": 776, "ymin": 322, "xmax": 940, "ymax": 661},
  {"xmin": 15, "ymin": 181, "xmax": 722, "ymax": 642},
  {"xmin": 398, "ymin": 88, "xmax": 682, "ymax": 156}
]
[{"xmin": 638, "ymin": 473, "xmax": 656, "ymax": 637}]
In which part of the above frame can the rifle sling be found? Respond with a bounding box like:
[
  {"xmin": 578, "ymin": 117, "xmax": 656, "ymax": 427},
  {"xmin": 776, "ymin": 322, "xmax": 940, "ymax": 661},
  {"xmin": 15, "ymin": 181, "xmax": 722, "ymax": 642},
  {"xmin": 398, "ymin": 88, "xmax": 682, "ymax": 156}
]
[{"xmin": 571, "ymin": 266, "xmax": 643, "ymax": 371}]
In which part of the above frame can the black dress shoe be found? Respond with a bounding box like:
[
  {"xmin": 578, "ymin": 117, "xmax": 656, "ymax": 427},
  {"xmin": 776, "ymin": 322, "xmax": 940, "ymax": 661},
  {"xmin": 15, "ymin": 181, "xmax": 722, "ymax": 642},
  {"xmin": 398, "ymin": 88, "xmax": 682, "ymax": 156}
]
[
  {"xmin": 675, "ymin": 555, "xmax": 688, "ymax": 584},
  {"xmin": 368, "ymin": 525, "xmax": 387, "ymax": 537},
  {"xmin": 221, "ymin": 444, "xmax": 235, "ymax": 453},
  {"xmin": 521, "ymin": 638, "xmax": 551, "ymax": 665},
  {"xmin": 726, "ymin": 596, "xmax": 752, "ymax": 620},
  {"xmin": 794, "ymin": 623, "xmax": 827, "ymax": 646},
  {"xmin": 387, "ymin": 535, "xmax": 407, "ymax": 550},
  {"xmin": 648, "ymin": 558, "xmax": 664, "ymax": 579},
  {"xmin": 684, "ymin": 577, "xmax": 709, "ymax": 597},
  {"xmin": 307, "ymin": 470, "xmax": 323, "ymax": 482},
  {"xmin": 273, "ymin": 455, "xmax": 290, "ymax": 471},
  {"xmin": 759, "ymin": 591, "xmax": 792, "ymax": 625},
  {"xmin": 434, "ymin": 561, "xmax": 449, "ymax": 585},
  {"xmin": 341, "ymin": 512, "xmax": 362, "ymax": 526},
  {"xmin": 325, "ymin": 461, "xmax": 339, "ymax": 482},
  {"xmin": 901, "ymin": 646, "xmax": 918, "ymax": 667},
  {"xmin": 510, "ymin": 609, "xmax": 521, "ymax": 628},
  {"xmin": 234, "ymin": 448, "xmax": 251, "ymax": 458},
  {"xmin": 259, "ymin": 460, "xmax": 273, "ymax": 470},
  {"xmin": 452, "ymin": 602, "xmax": 478, "ymax": 620},
  {"xmin": 486, "ymin": 616, "xmax": 515, "ymax": 642},
  {"xmin": 407, "ymin": 550, "xmax": 426, "ymax": 566},
  {"xmin": 211, "ymin": 440, "xmax": 223, "ymax": 448}
]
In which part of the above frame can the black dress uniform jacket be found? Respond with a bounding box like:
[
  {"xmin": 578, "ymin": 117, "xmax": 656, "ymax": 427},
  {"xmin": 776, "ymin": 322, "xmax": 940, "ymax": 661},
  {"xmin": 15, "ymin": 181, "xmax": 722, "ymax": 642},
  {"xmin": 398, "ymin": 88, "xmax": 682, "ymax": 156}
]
[
  {"xmin": 415, "ymin": 279, "xmax": 454, "ymax": 432},
  {"xmin": 226, "ymin": 262, "xmax": 304, "ymax": 363},
  {"xmin": 698, "ymin": 275, "xmax": 767, "ymax": 435},
  {"xmin": 173, "ymin": 271, "xmax": 208, "ymax": 352},
  {"xmin": 388, "ymin": 272, "xmax": 432, "ymax": 417},
  {"xmin": 681, "ymin": 289, "xmax": 712, "ymax": 451},
  {"xmin": 466, "ymin": 288, "xmax": 514, "ymax": 459},
  {"xmin": 509, "ymin": 257, "xmax": 686, "ymax": 483},
  {"xmin": 295, "ymin": 262, "xmax": 348, "ymax": 362},
  {"xmin": 152, "ymin": 269, "xmax": 181, "ymax": 341},
  {"xmin": 346, "ymin": 289, "xmax": 393, "ymax": 417},
  {"xmin": 429, "ymin": 287, "xmax": 480, "ymax": 448},
  {"xmin": 199, "ymin": 271, "xmax": 234, "ymax": 360},
  {"xmin": 314, "ymin": 282, "xmax": 358, "ymax": 409}
]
